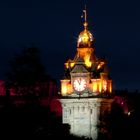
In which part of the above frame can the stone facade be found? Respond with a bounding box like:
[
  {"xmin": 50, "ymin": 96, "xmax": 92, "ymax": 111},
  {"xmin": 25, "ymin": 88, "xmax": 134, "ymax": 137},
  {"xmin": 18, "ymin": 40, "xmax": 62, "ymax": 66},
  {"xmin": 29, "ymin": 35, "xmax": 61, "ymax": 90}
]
[{"xmin": 60, "ymin": 98, "xmax": 112, "ymax": 140}]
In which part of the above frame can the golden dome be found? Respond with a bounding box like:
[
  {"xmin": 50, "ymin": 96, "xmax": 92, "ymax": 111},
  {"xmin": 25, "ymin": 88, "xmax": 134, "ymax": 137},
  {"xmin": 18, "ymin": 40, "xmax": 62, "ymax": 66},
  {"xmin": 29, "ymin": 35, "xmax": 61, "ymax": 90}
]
[
  {"xmin": 77, "ymin": 24, "xmax": 94, "ymax": 48},
  {"xmin": 77, "ymin": 7, "xmax": 94, "ymax": 48}
]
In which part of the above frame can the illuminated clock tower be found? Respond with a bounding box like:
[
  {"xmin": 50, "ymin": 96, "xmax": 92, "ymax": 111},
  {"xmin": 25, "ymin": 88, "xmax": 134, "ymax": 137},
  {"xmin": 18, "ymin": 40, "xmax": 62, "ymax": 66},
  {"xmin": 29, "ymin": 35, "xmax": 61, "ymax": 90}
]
[{"xmin": 60, "ymin": 8, "xmax": 113, "ymax": 140}]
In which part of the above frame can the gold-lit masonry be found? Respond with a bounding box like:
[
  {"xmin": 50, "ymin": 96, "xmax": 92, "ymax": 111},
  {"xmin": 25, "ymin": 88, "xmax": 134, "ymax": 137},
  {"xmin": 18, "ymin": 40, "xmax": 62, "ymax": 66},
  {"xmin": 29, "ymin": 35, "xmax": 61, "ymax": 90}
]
[{"xmin": 61, "ymin": 7, "xmax": 112, "ymax": 96}]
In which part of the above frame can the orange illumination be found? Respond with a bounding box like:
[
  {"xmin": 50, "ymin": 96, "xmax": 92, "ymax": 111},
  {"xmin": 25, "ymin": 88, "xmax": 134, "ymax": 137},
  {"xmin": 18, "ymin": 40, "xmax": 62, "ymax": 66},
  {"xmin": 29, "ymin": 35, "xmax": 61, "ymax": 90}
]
[
  {"xmin": 91, "ymin": 79, "xmax": 102, "ymax": 93},
  {"xmin": 61, "ymin": 84, "xmax": 72, "ymax": 96},
  {"xmin": 65, "ymin": 63, "xmax": 69, "ymax": 69},
  {"xmin": 70, "ymin": 62, "xmax": 75, "ymax": 68},
  {"xmin": 62, "ymin": 85, "xmax": 67, "ymax": 95},
  {"xmin": 78, "ymin": 33, "xmax": 89, "ymax": 43},
  {"xmin": 65, "ymin": 61, "xmax": 75, "ymax": 69},
  {"xmin": 82, "ymin": 33, "xmax": 89, "ymax": 42},
  {"xmin": 103, "ymin": 80, "xmax": 107, "ymax": 92},
  {"xmin": 108, "ymin": 81, "xmax": 112, "ymax": 93},
  {"xmin": 97, "ymin": 62, "xmax": 105, "ymax": 70},
  {"xmin": 84, "ymin": 54, "xmax": 92, "ymax": 67},
  {"xmin": 67, "ymin": 84, "xmax": 72, "ymax": 94},
  {"xmin": 78, "ymin": 28, "xmax": 93, "ymax": 45},
  {"xmin": 61, "ymin": 80, "xmax": 70, "ymax": 96},
  {"xmin": 99, "ymin": 81, "xmax": 102, "ymax": 93},
  {"xmin": 109, "ymin": 86, "xmax": 112, "ymax": 93},
  {"xmin": 93, "ymin": 82, "xmax": 97, "ymax": 92}
]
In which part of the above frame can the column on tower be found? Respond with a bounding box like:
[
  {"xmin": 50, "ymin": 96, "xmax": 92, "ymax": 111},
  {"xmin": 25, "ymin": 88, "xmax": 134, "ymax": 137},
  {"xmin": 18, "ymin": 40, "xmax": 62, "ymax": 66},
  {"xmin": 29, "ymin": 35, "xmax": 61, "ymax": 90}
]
[{"xmin": 61, "ymin": 79, "xmax": 72, "ymax": 95}]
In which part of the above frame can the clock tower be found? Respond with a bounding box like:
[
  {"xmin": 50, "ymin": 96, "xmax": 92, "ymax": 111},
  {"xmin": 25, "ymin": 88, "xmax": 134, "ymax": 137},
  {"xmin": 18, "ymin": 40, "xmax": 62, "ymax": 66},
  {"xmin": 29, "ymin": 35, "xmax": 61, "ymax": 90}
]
[{"xmin": 60, "ymin": 8, "xmax": 113, "ymax": 140}]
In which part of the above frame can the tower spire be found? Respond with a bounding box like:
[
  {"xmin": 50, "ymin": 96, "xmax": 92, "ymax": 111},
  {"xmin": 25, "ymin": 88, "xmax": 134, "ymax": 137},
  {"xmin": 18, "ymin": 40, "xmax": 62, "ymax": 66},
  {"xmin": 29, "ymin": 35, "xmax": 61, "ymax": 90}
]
[
  {"xmin": 78, "ymin": 5, "xmax": 94, "ymax": 48},
  {"xmin": 83, "ymin": 5, "xmax": 88, "ymax": 30},
  {"xmin": 83, "ymin": 5, "xmax": 87, "ymax": 23}
]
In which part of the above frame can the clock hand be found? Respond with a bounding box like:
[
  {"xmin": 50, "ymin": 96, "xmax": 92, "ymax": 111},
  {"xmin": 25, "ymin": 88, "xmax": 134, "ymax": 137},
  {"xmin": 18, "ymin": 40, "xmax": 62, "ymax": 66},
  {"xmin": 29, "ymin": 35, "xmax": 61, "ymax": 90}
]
[{"xmin": 78, "ymin": 79, "xmax": 81, "ymax": 84}]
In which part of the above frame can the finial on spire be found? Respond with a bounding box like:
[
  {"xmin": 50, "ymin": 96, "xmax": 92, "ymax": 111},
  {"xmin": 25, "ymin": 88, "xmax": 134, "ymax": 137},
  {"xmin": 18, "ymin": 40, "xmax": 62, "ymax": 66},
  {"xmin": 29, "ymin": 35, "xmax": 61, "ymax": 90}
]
[
  {"xmin": 83, "ymin": 5, "xmax": 87, "ymax": 22},
  {"xmin": 83, "ymin": 5, "xmax": 88, "ymax": 29}
]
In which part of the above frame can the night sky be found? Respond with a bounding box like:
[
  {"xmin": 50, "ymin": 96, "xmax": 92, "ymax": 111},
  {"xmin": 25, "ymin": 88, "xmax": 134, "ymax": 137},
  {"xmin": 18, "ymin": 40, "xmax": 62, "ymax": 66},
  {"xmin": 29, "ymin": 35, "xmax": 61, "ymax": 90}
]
[{"xmin": 0, "ymin": 0, "xmax": 140, "ymax": 91}]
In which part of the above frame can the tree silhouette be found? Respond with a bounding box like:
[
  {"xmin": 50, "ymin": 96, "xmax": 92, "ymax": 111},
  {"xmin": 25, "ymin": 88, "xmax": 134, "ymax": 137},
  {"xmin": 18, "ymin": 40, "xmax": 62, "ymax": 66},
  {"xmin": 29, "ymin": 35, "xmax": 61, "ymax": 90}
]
[{"xmin": 6, "ymin": 44, "xmax": 56, "ymax": 96}]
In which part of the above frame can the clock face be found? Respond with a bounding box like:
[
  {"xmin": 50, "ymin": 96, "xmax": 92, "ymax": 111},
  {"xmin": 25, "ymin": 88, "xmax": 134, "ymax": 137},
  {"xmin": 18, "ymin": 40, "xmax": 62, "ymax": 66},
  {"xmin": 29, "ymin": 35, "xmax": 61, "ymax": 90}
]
[{"xmin": 73, "ymin": 78, "xmax": 87, "ymax": 92}]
